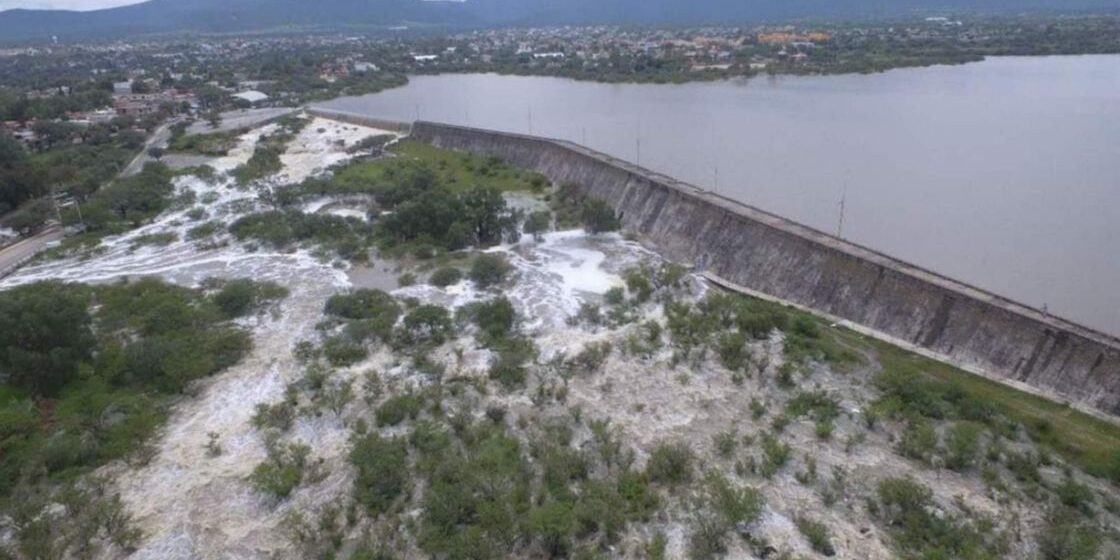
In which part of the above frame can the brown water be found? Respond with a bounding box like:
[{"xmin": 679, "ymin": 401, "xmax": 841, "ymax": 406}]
[{"xmin": 320, "ymin": 55, "xmax": 1120, "ymax": 335}]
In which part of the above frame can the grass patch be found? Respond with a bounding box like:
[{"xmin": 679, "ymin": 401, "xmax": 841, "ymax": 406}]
[{"xmin": 866, "ymin": 335, "xmax": 1120, "ymax": 483}]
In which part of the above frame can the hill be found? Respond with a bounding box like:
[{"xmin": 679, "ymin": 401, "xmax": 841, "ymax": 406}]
[{"xmin": 0, "ymin": 0, "xmax": 1117, "ymax": 43}]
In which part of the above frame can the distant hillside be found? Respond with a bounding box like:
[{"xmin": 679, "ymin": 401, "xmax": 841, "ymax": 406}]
[{"xmin": 1, "ymin": 0, "xmax": 1117, "ymax": 43}]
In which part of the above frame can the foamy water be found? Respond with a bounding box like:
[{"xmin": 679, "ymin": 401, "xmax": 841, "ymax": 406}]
[{"xmin": 0, "ymin": 116, "xmax": 665, "ymax": 558}]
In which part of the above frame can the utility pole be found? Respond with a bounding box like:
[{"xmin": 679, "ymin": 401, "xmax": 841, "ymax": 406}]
[
  {"xmin": 714, "ymin": 165, "xmax": 720, "ymax": 194},
  {"xmin": 636, "ymin": 138, "xmax": 641, "ymax": 167},
  {"xmin": 528, "ymin": 107, "xmax": 533, "ymax": 135},
  {"xmin": 581, "ymin": 127, "xmax": 587, "ymax": 145},
  {"xmin": 837, "ymin": 183, "xmax": 848, "ymax": 239}
]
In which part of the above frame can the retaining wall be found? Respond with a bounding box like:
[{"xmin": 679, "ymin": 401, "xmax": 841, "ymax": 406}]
[{"xmin": 408, "ymin": 120, "xmax": 1120, "ymax": 417}]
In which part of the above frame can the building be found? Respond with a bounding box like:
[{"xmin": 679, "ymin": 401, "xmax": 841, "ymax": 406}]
[{"xmin": 232, "ymin": 90, "xmax": 269, "ymax": 106}]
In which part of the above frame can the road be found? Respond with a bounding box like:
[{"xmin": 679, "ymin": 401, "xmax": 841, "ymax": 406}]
[
  {"xmin": 121, "ymin": 122, "xmax": 172, "ymax": 177},
  {"xmin": 0, "ymin": 227, "xmax": 63, "ymax": 279}
]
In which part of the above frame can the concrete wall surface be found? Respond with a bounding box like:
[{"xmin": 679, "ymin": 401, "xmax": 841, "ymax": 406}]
[{"xmin": 408, "ymin": 120, "xmax": 1120, "ymax": 417}]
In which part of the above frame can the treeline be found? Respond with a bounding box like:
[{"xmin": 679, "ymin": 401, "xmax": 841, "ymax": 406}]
[
  {"xmin": 0, "ymin": 277, "xmax": 285, "ymax": 557},
  {"xmin": 1, "ymin": 115, "xmax": 159, "ymax": 235},
  {"xmin": 0, "ymin": 87, "xmax": 112, "ymax": 123}
]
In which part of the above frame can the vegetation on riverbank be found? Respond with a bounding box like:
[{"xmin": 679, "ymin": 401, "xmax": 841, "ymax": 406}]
[{"xmin": 0, "ymin": 277, "xmax": 285, "ymax": 557}]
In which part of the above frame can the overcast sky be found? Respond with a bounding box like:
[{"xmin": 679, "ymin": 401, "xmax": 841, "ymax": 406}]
[{"xmin": 0, "ymin": 0, "xmax": 144, "ymax": 10}]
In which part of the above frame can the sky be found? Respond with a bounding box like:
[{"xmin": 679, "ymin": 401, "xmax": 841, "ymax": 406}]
[{"xmin": 0, "ymin": 0, "xmax": 144, "ymax": 10}]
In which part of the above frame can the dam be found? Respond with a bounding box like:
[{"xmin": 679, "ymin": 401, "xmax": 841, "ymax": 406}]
[{"xmin": 310, "ymin": 107, "xmax": 1120, "ymax": 418}]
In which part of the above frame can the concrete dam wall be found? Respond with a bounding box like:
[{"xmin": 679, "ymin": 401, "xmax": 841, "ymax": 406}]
[{"xmin": 404, "ymin": 120, "xmax": 1120, "ymax": 417}]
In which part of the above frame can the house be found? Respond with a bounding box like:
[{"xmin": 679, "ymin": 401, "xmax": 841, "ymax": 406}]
[
  {"xmin": 232, "ymin": 90, "xmax": 269, "ymax": 105},
  {"xmin": 112, "ymin": 81, "xmax": 133, "ymax": 95},
  {"xmin": 412, "ymin": 55, "xmax": 438, "ymax": 63}
]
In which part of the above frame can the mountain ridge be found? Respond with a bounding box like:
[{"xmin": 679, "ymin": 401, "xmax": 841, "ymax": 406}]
[{"xmin": 1, "ymin": 0, "xmax": 1117, "ymax": 43}]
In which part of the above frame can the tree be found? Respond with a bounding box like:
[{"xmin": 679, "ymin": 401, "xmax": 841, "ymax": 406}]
[
  {"xmin": 0, "ymin": 282, "xmax": 94, "ymax": 397},
  {"xmin": 349, "ymin": 434, "xmax": 409, "ymax": 515},
  {"xmin": 524, "ymin": 210, "xmax": 551, "ymax": 241},
  {"xmin": 147, "ymin": 147, "xmax": 164, "ymax": 160},
  {"xmin": 5, "ymin": 197, "xmax": 53, "ymax": 235},
  {"xmin": 581, "ymin": 198, "xmax": 621, "ymax": 234},
  {"xmin": 461, "ymin": 185, "xmax": 509, "ymax": 246},
  {"xmin": 206, "ymin": 111, "xmax": 222, "ymax": 130}
]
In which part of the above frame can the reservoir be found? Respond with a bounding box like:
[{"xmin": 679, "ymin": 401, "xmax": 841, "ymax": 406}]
[{"xmin": 319, "ymin": 55, "xmax": 1120, "ymax": 335}]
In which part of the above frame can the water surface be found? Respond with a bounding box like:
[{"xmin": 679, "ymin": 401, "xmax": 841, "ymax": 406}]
[{"xmin": 320, "ymin": 56, "xmax": 1120, "ymax": 335}]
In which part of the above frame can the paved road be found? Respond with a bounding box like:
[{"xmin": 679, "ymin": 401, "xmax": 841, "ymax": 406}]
[
  {"xmin": 0, "ymin": 227, "xmax": 63, "ymax": 279},
  {"xmin": 122, "ymin": 123, "xmax": 172, "ymax": 177}
]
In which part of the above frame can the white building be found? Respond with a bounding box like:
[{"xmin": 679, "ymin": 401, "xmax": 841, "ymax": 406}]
[{"xmin": 232, "ymin": 90, "xmax": 269, "ymax": 105}]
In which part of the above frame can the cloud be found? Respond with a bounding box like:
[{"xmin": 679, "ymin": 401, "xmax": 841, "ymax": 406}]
[{"xmin": 0, "ymin": 0, "xmax": 146, "ymax": 11}]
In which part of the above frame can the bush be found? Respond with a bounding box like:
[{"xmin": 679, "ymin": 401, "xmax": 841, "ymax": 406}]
[
  {"xmin": 376, "ymin": 393, "xmax": 423, "ymax": 427},
  {"xmin": 646, "ymin": 442, "xmax": 694, "ymax": 486},
  {"xmin": 349, "ymin": 433, "xmax": 409, "ymax": 515},
  {"xmin": 0, "ymin": 281, "xmax": 94, "ymax": 397},
  {"xmin": 1056, "ymin": 477, "xmax": 1094, "ymax": 512},
  {"xmin": 1037, "ymin": 508, "xmax": 1101, "ymax": 560},
  {"xmin": 796, "ymin": 516, "xmax": 836, "ymax": 556},
  {"xmin": 250, "ymin": 441, "xmax": 312, "ymax": 499},
  {"xmin": 760, "ymin": 433, "xmax": 791, "ymax": 478},
  {"xmin": 470, "ymin": 253, "xmax": 512, "ymax": 289},
  {"xmin": 325, "ymin": 289, "xmax": 401, "ymax": 341},
  {"xmin": 322, "ymin": 335, "xmax": 369, "ymax": 366},
  {"xmin": 524, "ymin": 210, "xmax": 551, "ymax": 241},
  {"xmin": 945, "ymin": 421, "xmax": 983, "ymax": 471},
  {"xmin": 470, "ymin": 296, "xmax": 517, "ymax": 343},
  {"xmin": 580, "ymin": 198, "xmax": 621, "ymax": 234},
  {"xmin": 429, "ymin": 267, "xmax": 463, "ymax": 288},
  {"xmin": 211, "ymin": 279, "xmax": 288, "ymax": 318},
  {"xmin": 898, "ymin": 416, "xmax": 940, "ymax": 464},
  {"xmin": 705, "ymin": 473, "xmax": 764, "ymax": 526},
  {"xmin": 400, "ymin": 305, "xmax": 453, "ymax": 346},
  {"xmin": 876, "ymin": 476, "xmax": 1001, "ymax": 559}
]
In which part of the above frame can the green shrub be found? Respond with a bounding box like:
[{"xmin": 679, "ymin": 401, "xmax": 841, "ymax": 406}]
[
  {"xmin": 876, "ymin": 476, "xmax": 1002, "ymax": 559},
  {"xmin": 252, "ymin": 401, "xmax": 296, "ymax": 432},
  {"xmin": 760, "ymin": 433, "xmax": 791, "ymax": 478},
  {"xmin": 210, "ymin": 278, "xmax": 288, "ymax": 318},
  {"xmin": 646, "ymin": 442, "xmax": 694, "ymax": 486},
  {"xmin": 469, "ymin": 296, "xmax": 517, "ymax": 343},
  {"xmin": 1056, "ymin": 477, "xmax": 1094, "ymax": 512},
  {"xmin": 796, "ymin": 516, "xmax": 836, "ymax": 556},
  {"xmin": 945, "ymin": 421, "xmax": 984, "ymax": 471},
  {"xmin": 470, "ymin": 253, "xmax": 512, "ymax": 289},
  {"xmin": 400, "ymin": 305, "xmax": 453, "ymax": 346},
  {"xmin": 376, "ymin": 393, "xmax": 423, "ymax": 427},
  {"xmin": 349, "ymin": 433, "xmax": 409, "ymax": 515},
  {"xmin": 523, "ymin": 210, "xmax": 552, "ymax": 241},
  {"xmin": 581, "ymin": 198, "xmax": 621, "ymax": 234},
  {"xmin": 1037, "ymin": 508, "xmax": 1101, "ymax": 560},
  {"xmin": 325, "ymin": 289, "xmax": 400, "ymax": 342},
  {"xmin": 705, "ymin": 473, "xmax": 764, "ymax": 526},
  {"xmin": 322, "ymin": 335, "xmax": 369, "ymax": 366},
  {"xmin": 250, "ymin": 441, "xmax": 312, "ymax": 499},
  {"xmin": 429, "ymin": 267, "xmax": 463, "ymax": 288},
  {"xmin": 898, "ymin": 416, "xmax": 940, "ymax": 464}
]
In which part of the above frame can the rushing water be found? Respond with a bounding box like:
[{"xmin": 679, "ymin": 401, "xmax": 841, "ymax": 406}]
[{"xmin": 319, "ymin": 55, "xmax": 1120, "ymax": 335}]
